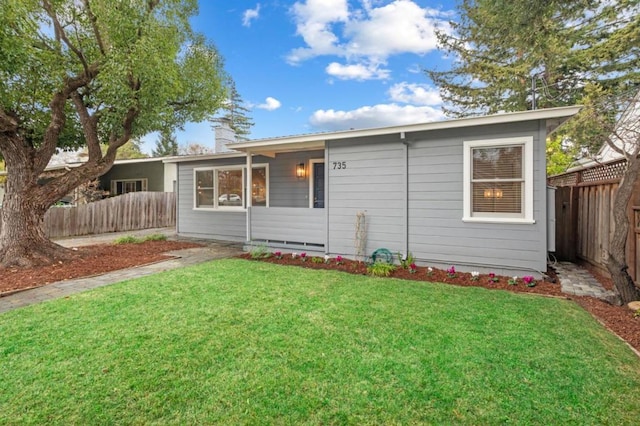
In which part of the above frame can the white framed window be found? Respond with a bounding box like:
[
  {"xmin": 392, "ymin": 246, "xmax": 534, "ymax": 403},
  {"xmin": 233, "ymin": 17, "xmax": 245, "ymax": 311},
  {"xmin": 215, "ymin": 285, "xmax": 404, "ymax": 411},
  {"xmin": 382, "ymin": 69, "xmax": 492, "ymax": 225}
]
[
  {"xmin": 111, "ymin": 178, "xmax": 148, "ymax": 195},
  {"xmin": 194, "ymin": 164, "xmax": 268, "ymax": 210},
  {"xmin": 463, "ymin": 136, "xmax": 534, "ymax": 224}
]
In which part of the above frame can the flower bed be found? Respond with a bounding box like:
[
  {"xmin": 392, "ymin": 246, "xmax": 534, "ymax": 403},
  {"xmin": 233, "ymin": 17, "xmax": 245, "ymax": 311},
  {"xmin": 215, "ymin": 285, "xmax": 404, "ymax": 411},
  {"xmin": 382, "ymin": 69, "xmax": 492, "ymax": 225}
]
[{"xmin": 241, "ymin": 252, "xmax": 565, "ymax": 298}]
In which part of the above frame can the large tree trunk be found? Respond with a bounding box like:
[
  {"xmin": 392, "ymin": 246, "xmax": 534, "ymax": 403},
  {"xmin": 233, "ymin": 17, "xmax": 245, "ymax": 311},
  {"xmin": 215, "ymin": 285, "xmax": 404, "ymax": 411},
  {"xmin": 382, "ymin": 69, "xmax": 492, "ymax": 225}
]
[
  {"xmin": 607, "ymin": 158, "xmax": 640, "ymax": 305},
  {"xmin": 0, "ymin": 191, "xmax": 74, "ymax": 268}
]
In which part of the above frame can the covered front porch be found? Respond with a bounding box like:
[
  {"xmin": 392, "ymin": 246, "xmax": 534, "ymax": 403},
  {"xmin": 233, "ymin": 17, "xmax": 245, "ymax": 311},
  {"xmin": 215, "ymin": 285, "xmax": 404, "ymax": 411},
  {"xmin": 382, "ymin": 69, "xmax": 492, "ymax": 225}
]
[{"xmin": 237, "ymin": 137, "xmax": 328, "ymax": 252}]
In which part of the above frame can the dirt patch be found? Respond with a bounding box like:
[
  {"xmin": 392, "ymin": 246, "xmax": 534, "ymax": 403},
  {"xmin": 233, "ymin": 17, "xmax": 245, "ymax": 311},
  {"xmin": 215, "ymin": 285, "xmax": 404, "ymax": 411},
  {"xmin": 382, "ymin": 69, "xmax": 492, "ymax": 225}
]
[
  {"xmin": 242, "ymin": 253, "xmax": 640, "ymax": 353},
  {"xmin": 0, "ymin": 240, "xmax": 203, "ymax": 296}
]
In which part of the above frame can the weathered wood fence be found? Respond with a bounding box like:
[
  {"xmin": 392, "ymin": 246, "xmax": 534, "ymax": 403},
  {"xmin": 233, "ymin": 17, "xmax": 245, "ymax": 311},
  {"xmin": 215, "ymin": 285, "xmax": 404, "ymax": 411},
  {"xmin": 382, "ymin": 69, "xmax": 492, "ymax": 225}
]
[
  {"xmin": 549, "ymin": 159, "xmax": 639, "ymax": 280},
  {"xmin": 40, "ymin": 191, "xmax": 176, "ymax": 238}
]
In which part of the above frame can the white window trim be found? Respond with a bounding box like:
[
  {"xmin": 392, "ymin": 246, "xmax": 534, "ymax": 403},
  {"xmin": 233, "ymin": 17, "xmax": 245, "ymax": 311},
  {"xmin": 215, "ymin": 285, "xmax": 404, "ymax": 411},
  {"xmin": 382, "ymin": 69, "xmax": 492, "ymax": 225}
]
[
  {"xmin": 111, "ymin": 178, "xmax": 148, "ymax": 195},
  {"xmin": 193, "ymin": 164, "xmax": 269, "ymax": 211},
  {"xmin": 308, "ymin": 159, "xmax": 324, "ymax": 208},
  {"xmin": 462, "ymin": 136, "xmax": 535, "ymax": 224}
]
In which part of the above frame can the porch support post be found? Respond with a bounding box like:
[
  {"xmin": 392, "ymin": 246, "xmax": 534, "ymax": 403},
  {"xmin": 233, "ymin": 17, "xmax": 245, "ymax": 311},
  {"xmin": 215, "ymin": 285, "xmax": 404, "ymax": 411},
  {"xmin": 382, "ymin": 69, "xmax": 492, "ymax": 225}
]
[{"xmin": 246, "ymin": 151, "xmax": 253, "ymax": 242}]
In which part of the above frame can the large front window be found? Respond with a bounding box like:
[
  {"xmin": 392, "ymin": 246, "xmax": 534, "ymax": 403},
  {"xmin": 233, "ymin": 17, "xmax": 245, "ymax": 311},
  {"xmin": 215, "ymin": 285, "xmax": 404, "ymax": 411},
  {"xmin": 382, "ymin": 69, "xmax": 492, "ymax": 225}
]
[
  {"xmin": 463, "ymin": 137, "xmax": 533, "ymax": 223},
  {"xmin": 194, "ymin": 165, "xmax": 267, "ymax": 209}
]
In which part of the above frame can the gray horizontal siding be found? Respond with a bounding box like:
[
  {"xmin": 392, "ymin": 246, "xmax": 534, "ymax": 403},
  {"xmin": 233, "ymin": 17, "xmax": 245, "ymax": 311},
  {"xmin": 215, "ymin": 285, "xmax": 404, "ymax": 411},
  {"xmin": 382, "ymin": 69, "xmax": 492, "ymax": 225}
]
[
  {"xmin": 327, "ymin": 135, "xmax": 405, "ymax": 256},
  {"xmin": 177, "ymin": 158, "xmax": 248, "ymax": 241},
  {"xmin": 251, "ymin": 207, "xmax": 325, "ymax": 245},
  {"xmin": 176, "ymin": 151, "xmax": 324, "ymax": 242},
  {"xmin": 406, "ymin": 121, "xmax": 548, "ymax": 274}
]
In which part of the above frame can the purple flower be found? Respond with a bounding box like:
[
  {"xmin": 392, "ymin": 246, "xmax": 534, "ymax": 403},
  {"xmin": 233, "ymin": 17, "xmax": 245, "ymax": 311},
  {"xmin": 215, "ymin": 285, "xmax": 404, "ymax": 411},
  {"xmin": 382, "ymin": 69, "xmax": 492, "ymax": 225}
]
[
  {"xmin": 447, "ymin": 266, "xmax": 456, "ymax": 277},
  {"xmin": 409, "ymin": 263, "xmax": 417, "ymax": 273},
  {"xmin": 335, "ymin": 255, "xmax": 343, "ymax": 264},
  {"xmin": 523, "ymin": 276, "xmax": 536, "ymax": 287}
]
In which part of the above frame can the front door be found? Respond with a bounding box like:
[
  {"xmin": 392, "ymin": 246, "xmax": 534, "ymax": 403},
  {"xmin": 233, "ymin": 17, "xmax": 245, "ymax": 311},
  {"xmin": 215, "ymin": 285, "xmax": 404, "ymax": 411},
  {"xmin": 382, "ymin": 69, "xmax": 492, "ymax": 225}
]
[{"xmin": 313, "ymin": 162, "xmax": 324, "ymax": 208}]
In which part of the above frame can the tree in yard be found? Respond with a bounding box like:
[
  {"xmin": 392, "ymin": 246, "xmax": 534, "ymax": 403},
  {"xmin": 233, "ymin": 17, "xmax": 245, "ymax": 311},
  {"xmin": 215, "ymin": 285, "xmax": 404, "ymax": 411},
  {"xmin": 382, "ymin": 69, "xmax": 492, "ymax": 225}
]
[
  {"xmin": 0, "ymin": 0, "xmax": 228, "ymax": 267},
  {"xmin": 212, "ymin": 80, "xmax": 254, "ymax": 141},
  {"xmin": 427, "ymin": 0, "xmax": 639, "ymax": 117},
  {"xmin": 178, "ymin": 143, "xmax": 213, "ymax": 156},
  {"xmin": 152, "ymin": 130, "xmax": 179, "ymax": 157},
  {"xmin": 427, "ymin": 0, "xmax": 640, "ymax": 304},
  {"xmin": 571, "ymin": 88, "xmax": 640, "ymax": 304}
]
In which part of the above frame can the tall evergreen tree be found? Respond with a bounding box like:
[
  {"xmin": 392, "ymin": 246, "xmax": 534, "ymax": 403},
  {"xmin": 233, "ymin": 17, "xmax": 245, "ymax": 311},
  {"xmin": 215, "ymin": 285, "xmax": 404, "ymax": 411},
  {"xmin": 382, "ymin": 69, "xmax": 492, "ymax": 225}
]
[
  {"xmin": 427, "ymin": 0, "xmax": 639, "ymax": 117},
  {"xmin": 213, "ymin": 80, "xmax": 254, "ymax": 140},
  {"xmin": 152, "ymin": 130, "xmax": 179, "ymax": 157}
]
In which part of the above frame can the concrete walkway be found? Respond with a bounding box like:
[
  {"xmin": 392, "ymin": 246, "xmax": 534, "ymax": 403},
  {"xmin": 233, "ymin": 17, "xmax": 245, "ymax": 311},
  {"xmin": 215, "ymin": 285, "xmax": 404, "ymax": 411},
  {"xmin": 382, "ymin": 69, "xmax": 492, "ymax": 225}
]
[
  {"xmin": 0, "ymin": 229, "xmax": 243, "ymax": 314},
  {"xmin": 554, "ymin": 261, "xmax": 617, "ymax": 302}
]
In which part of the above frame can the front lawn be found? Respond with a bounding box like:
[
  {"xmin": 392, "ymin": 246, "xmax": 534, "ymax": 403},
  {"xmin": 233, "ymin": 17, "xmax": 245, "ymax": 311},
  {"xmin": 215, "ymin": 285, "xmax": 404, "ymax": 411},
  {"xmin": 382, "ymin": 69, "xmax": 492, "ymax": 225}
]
[{"xmin": 1, "ymin": 259, "xmax": 639, "ymax": 424}]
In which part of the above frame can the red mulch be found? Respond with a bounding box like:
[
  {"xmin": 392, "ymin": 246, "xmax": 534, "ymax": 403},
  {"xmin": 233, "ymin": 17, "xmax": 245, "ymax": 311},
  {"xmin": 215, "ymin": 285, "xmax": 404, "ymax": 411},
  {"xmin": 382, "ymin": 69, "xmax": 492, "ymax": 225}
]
[
  {"xmin": 0, "ymin": 240, "xmax": 203, "ymax": 296},
  {"xmin": 241, "ymin": 253, "xmax": 640, "ymax": 353}
]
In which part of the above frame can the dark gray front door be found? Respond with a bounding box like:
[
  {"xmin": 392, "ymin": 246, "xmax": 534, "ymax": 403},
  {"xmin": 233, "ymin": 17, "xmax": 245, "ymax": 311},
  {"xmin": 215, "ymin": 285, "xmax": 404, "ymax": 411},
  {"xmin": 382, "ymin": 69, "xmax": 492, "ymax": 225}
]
[{"xmin": 313, "ymin": 162, "xmax": 324, "ymax": 208}]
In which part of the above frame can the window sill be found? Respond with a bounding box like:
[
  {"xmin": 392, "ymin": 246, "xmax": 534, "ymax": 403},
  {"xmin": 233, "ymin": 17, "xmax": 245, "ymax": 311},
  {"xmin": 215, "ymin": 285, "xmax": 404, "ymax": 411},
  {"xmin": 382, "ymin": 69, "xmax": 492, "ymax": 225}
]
[
  {"xmin": 193, "ymin": 207, "xmax": 247, "ymax": 212},
  {"xmin": 462, "ymin": 217, "xmax": 536, "ymax": 225}
]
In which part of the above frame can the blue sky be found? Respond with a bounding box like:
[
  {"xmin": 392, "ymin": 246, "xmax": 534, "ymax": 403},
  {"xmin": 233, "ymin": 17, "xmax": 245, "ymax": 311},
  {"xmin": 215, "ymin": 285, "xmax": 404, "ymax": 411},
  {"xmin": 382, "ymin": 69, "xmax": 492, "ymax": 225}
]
[{"xmin": 142, "ymin": 0, "xmax": 457, "ymax": 154}]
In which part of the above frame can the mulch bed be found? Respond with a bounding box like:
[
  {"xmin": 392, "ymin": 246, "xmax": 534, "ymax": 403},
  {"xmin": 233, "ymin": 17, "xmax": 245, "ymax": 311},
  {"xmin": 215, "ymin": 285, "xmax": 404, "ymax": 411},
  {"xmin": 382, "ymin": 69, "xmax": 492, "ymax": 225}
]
[
  {"xmin": 241, "ymin": 253, "xmax": 640, "ymax": 353},
  {"xmin": 0, "ymin": 240, "xmax": 203, "ymax": 296}
]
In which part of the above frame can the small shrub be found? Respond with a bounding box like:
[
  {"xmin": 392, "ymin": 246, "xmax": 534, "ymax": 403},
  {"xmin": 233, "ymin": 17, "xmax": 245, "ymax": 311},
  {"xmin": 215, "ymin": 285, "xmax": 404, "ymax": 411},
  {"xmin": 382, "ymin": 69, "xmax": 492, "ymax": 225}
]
[
  {"xmin": 144, "ymin": 233, "xmax": 168, "ymax": 242},
  {"xmin": 398, "ymin": 252, "xmax": 415, "ymax": 269},
  {"xmin": 113, "ymin": 235, "xmax": 142, "ymax": 244},
  {"xmin": 250, "ymin": 245, "xmax": 270, "ymax": 259},
  {"xmin": 367, "ymin": 261, "xmax": 397, "ymax": 277},
  {"xmin": 311, "ymin": 256, "xmax": 324, "ymax": 264}
]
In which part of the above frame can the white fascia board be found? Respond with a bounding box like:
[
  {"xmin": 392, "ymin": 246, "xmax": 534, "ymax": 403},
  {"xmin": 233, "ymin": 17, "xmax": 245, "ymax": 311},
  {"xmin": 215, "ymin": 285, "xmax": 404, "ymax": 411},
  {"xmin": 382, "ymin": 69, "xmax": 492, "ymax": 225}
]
[
  {"xmin": 162, "ymin": 152, "xmax": 247, "ymax": 163},
  {"xmin": 230, "ymin": 106, "xmax": 582, "ymax": 152}
]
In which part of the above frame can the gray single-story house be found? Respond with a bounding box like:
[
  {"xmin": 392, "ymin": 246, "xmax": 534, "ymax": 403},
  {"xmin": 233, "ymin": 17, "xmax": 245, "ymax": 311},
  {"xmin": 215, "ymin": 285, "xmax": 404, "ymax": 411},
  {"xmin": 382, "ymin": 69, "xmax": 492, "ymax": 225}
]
[{"xmin": 165, "ymin": 106, "xmax": 580, "ymax": 277}]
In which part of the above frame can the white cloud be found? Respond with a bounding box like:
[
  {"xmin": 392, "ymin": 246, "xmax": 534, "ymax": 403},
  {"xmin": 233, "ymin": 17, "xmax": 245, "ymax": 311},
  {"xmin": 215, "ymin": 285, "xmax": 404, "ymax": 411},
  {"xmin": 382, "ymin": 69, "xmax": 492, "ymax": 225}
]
[
  {"xmin": 388, "ymin": 82, "xmax": 441, "ymax": 105},
  {"xmin": 287, "ymin": 0, "xmax": 349, "ymax": 63},
  {"xmin": 309, "ymin": 103, "xmax": 445, "ymax": 132},
  {"xmin": 287, "ymin": 0, "xmax": 451, "ymax": 79},
  {"xmin": 242, "ymin": 4, "xmax": 261, "ymax": 27},
  {"xmin": 256, "ymin": 97, "xmax": 282, "ymax": 111},
  {"xmin": 325, "ymin": 62, "xmax": 390, "ymax": 80}
]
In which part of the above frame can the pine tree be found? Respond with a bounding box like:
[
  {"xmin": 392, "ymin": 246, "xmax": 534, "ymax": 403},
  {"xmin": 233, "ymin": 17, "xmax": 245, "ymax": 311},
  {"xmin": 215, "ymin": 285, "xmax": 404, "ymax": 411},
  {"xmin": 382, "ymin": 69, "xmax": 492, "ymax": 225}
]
[
  {"xmin": 427, "ymin": 0, "xmax": 639, "ymax": 117},
  {"xmin": 213, "ymin": 80, "xmax": 254, "ymax": 140},
  {"xmin": 152, "ymin": 130, "xmax": 179, "ymax": 157}
]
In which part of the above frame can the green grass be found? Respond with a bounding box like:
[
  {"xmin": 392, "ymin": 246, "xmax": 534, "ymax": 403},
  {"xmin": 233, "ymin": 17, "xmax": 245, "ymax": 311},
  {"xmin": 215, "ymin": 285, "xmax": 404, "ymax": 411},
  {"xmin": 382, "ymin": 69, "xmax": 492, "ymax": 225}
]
[
  {"xmin": 1, "ymin": 259, "xmax": 639, "ymax": 425},
  {"xmin": 113, "ymin": 233, "xmax": 168, "ymax": 244}
]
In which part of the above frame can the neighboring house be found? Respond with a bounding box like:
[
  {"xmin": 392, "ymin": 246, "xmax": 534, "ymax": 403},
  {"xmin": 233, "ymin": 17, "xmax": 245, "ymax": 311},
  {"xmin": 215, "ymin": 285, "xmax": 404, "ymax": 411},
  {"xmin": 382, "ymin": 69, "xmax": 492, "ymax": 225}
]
[
  {"xmin": 99, "ymin": 157, "xmax": 176, "ymax": 195},
  {"xmin": 166, "ymin": 106, "xmax": 580, "ymax": 277}
]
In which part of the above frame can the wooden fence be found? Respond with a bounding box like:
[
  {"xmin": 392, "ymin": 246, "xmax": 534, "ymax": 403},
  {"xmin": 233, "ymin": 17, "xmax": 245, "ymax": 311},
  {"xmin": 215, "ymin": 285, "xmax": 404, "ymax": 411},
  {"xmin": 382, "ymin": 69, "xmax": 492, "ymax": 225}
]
[
  {"xmin": 41, "ymin": 191, "xmax": 176, "ymax": 238},
  {"xmin": 549, "ymin": 159, "xmax": 639, "ymax": 280}
]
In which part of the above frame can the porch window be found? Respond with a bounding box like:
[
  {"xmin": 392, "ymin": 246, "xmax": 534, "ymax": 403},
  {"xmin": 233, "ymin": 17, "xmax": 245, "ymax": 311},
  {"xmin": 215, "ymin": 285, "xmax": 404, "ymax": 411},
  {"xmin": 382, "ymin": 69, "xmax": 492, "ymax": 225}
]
[
  {"xmin": 111, "ymin": 178, "xmax": 148, "ymax": 196},
  {"xmin": 195, "ymin": 170, "xmax": 215, "ymax": 208},
  {"xmin": 463, "ymin": 137, "xmax": 533, "ymax": 223},
  {"xmin": 194, "ymin": 165, "xmax": 268, "ymax": 210}
]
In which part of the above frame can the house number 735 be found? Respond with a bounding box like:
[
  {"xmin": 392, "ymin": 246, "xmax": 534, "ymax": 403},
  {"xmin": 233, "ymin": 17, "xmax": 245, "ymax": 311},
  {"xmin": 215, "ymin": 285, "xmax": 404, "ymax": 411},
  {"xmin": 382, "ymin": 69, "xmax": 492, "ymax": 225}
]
[{"xmin": 332, "ymin": 161, "xmax": 347, "ymax": 169}]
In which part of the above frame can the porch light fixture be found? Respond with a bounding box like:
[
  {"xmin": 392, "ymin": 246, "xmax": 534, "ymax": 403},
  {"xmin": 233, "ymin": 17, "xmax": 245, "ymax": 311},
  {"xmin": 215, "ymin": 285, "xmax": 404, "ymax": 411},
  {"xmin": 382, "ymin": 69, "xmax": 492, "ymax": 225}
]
[{"xmin": 296, "ymin": 162, "xmax": 306, "ymax": 179}]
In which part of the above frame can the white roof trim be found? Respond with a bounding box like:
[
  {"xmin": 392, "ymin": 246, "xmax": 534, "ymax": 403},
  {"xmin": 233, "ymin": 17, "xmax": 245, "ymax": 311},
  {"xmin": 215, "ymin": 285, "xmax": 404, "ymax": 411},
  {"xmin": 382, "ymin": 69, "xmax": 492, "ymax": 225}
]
[
  {"xmin": 162, "ymin": 152, "xmax": 246, "ymax": 164},
  {"xmin": 230, "ymin": 106, "xmax": 582, "ymax": 151}
]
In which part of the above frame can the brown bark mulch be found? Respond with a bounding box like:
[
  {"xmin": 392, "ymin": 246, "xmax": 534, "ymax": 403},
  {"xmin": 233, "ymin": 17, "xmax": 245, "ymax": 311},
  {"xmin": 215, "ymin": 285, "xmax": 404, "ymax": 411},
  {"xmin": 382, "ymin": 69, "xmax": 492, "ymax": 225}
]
[
  {"xmin": 0, "ymin": 240, "xmax": 203, "ymax": 296},
  {"xmin": 241, "ymin": 253, "xmax": 640, "ymax": 353}
]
